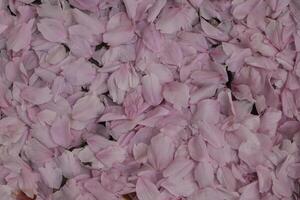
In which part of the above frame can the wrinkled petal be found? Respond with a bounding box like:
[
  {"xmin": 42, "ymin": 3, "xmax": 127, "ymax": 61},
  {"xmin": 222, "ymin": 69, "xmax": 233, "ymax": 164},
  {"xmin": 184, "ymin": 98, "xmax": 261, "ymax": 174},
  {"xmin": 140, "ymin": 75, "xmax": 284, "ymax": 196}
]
[
  {"xmin": 50, "ymin": 115, "xmax": 72, "ymax": 147},
  {"xmin": 162, "ymin": 81, "xmax": 189, "ymax": 108},
  {"xmin": 37, "ymin": 18, "xmax": 67, "ymax": 43},
  {"xmin": 21, "ymin": 86, "xmax": 52, "ymax": 105},
  {"xmin": 148, "ymin": 133, "xmax": 175, "ymax": 170},
  {"xmin": 194, "ymin": 161, "xmax": 214, "ymax": 188},
  {"xmin": 72, "ymin": 94, "xmax": 104, "ymax": 121},
  {"xmin": 136, "ymin": 177, "xmax": 160, "ymax": 200},
  {"xmin": 156, "ymin": 5, "xmax": 197, "ymax": 34},
  {"xmin": 7, "ymin": 19, "xmax": 34, "ymax": 52},
  {"xmin": 38, "ymin": 161, "xmax": 63, "ymax": 189},
  {"xmin": 141, "ymin": 73, "xmax": 163, "ymax": 106}
]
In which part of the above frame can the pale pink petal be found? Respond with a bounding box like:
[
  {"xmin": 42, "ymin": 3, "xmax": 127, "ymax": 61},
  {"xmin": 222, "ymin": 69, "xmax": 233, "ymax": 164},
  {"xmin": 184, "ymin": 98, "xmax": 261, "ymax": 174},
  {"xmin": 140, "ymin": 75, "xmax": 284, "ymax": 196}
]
[
  {"xmin": 245, "ymin": 56, "xmax": 279, "ymax": 70},
  {"xmin": 232, "ymin": 0, "xmax": 257, "ymax": 19},
  {"xmin": 69, "ymin": 0, "xmax": 100, "ymax": 11},
  {"xmin": 23, "ymin": 138, "xmax": 53, "ymax": 165},
  {"xmin": 72, "ymin": 94, "xmax": 104, "ymax": 121},
  {"xmin": 160, "ymin": 40, "xmax": 183, "ymax": 66},
  {"xmin": 147, "ymin": 0, "xmax": 167, "ymax": 22},
  {"xmin": 194, "ymin": 161, "xmax": 214, "ymax": 188},
  {"xmin": 72, "ymin": 8, "xmax": 105, "ymax": 34},
  {"xmin": 123, "ymin": 0, "xmax": 138, "ymax": 19},
  {"xmin": 239, "ymin": 181, "xmax": 260, "ymax": 200},
  {"xmin": 250, "ymin": 33, "xmax": 278, "ymax": 57},
  {"xmin": 190, "ymin": 70, "xmax": 226, "ymax": 85},
  {"xmin": 287, "ymin": 163, "xmax": 300, "ymax": 179},
  {"xmin": 21, "ymin": 86, "xmax": 52, "ymax": 105},
  {"xmin": 30, "ymin": 123, "xmax": 57, "ymax": 149},
  {"xmin": 62, "ymin": 58, "xmax": 96, "ymax": 86},
  {"xmin": 146, "ymin": 63, "xmax": 173, "ymax": 84},
  {"xmin": 18, "ymin": 167, "xmax": 39, "ymax": 198},
  {"xmin": 247, "ymin": 0, "xmax": 266, "ymax": 30},
  {"xmin": 103, "ymin": 12, "xmax": 135, "ymax": 46},
  {"xmin": 142, "ymin": 24, "xmax": 163, "ymax": 52},
  {"xmin": 188, "ymin": 135, "xmax": 208, "ymax": 161},
  {"xmin": 162, "ymin": 81, "xmax": 189, "ymax": 108},
  {"xmin": 259, "ymin": 108, "xmax": 282, "ymax": 136},
  {"xmin": 198, "ymin": 121, "xmax": 224, "ymax": 148},
  {"xmin": 123, "ymin": 88, "xmax": 145, "ymax": 119},
  {"xmin": 163, "ymin": 157, "xmax": 194, "ymax": 178},
  {"xmin": 222, "ymin": 42, "xmax": 252, "ymax": 72},
  {"xmin": 38, "ymin": 161, "xmax": 63, "ymax": 189},
  {"xmin": 68, "ymin": 35, "xmax": 93, "ymax": 58},
  {"xmin": 87, "ymin": 135, "xmax": 115, "ymax": 153},
  {"xmin": 37, "ymin": 18, "xmax": 67, "ymax": 43},
  {"xmin": 56, "ymin": 150, "xmax": 86, "ymax": 178},
  {"xmin": 7, "ymin": 19, "xmax": 34, "ymax": 52},
  {"xmin": 216, "ymin": 166, "xmax": 237, "ymax": 191},
  {"xmin": 45, "ymin": 44, "xmax": 67, "ymax": 65},
  {"xmin": 189, "ymin": 188, "xmax": 237, "ymax": 200},
  {"xmin": 272, "ymin": 176, "xmax": 293, "ymax": 198},
  {"xmin": 193, "ymin": 99, "xmax": 220, "ymax": 124},
  {"xmin": 141, "ymin": 73, "xmax": 163, "ymax": 106},
  {"xmin": 0, "ymin": 185, "xmax": 12, "ymax": 200},
  {"xmin": 161, "ymin": 176, "xmax": 197, "ymax": 197},
  {"xmin": 76, "ymin": 194, "xmax": 97, "ymax": 200},
  {"xmin": 148, "ymin": 133, "xmax": 175, "ymax": 170},
  {"xmin": 133, "ymin": 143, "xmax": 148, "ymax": 163},
  {"xmin": 156, "ymin": 5, "xmax": 197, "ymax": 34},
  {"xmin": 0, "ymin": 117, "xmax": 27, "ymax": 146},
  {"xmin": 136, "ymin": 177, "xmax": 160, "ymax": 200},
  {"xmin": 96, "ymin": 146, "xmax": 126, "ymax": 168},
  {"xmin": 50, "ymin": 115, "xmax": 72, "ymax": 147},
  {"xmin": 201, "ymin": 19, "xmax": 229, "ymax": 41},
  {"xmin": 281, "ymin": 89, "xmax": 297, "ymax": 118},
  {"xmin": 84, "ymin": 179, "xmax": 118, "ymax": 200},
  {"xmin": 256, "ymin": 165, "xmax": 272, "ymax": 193}
]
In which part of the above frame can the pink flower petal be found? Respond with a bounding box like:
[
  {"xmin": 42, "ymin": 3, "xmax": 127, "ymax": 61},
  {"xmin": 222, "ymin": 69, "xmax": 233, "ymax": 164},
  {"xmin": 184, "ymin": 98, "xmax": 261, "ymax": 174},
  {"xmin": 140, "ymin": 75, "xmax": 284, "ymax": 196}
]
[
  {"xmin": 37, "ymin": 18, "xmax": 67, "ymax": 43},
  {"xmin": 50, "ymin": 115, "xmax": 72, "ymax": 147},
  {"xmin": 148, "ymin": 133, "xmax": 175, "ymax": 170},
  {"xmin": 136, "ymin": 177, "xmax": 160, "ymax": 200},
  {"xmin": 21, "ymin": 86, "xmax": 52, "ymax": 105},
  {"xmin": 162, "ymin": 81, "xmax": 189, "ymax": 108},
  {"xmin": 141, "ymin": 73, "xmax": 163, "ymax": 106},
  {"xmin": 72, "ymin": 94, "xmax": 104, "ymax": 121}
]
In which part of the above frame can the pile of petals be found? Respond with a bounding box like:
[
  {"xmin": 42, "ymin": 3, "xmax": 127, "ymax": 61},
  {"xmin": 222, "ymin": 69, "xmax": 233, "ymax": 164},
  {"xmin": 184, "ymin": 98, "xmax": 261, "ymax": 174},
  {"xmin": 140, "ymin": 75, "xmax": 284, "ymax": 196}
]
[{"xmin": 0, "ymin": 0, "xmax": 299, "ymax": 199}]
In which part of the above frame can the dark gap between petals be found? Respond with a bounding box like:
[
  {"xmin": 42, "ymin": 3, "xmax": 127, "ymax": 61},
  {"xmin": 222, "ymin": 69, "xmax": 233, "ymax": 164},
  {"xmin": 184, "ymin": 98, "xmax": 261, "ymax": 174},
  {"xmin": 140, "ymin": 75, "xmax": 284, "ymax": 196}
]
[
  {"xmin": 82, "ymin": 161, "xmax": 92, "ymax": 166},
  {"xmin": 201, "ymin": 16, "xmax": 221, "ymax": 27},
  {"xmin": 102, "ymin": 91, "xmax": 110, "ymax": 97},
  {"xmin": 88, "ymin": 57, "xmax": 102, "ymax": 68},
  {"xmin": 122, "ymin": 193, "xmax": 136, "ymax": 200},
  {"xmin": 65, "ymin": 0, "xmax": 75, "ymax": 8},
  {"xmin": 81, "ymin": 86, "xmax": 89, "ymax": 92},
  {"xmin": 225, "ymin": 67, "xmax": 234, "ymax": 89},
  {"xmin": 231, "ymin": 94, "xmax": 237, "ymax": 101},
  {"xmin": 62, "ymin": 44, "xmax": 70, "ymax": 53},
  {"xmin": 209, "ymin": 17, "xmax": 221, "ymax": 27},
  {"xmin": 31, "ymin": 0, "xmax": 42, "ymax": 5},
  {"xmin": 58, "ymin": 176, "xmax": 68, "ymax": 189},
  {"xmin": 9, "ymin": 83, "xmax": 13, "ymax": 90},
  {"xmin": 69, "ymin": 141, "xmax": 88, "ymax": 152},
  {"xmin": 108, "ymin": 135, "xmax": 115, "ymax": 141},
  {"xmin": 7, "ymin": 5, "xmax": 16, "ymax": 16},
  {"xmin": 0, "ymin": 111, "xmax": 6, "ymax": 120},
  {"xmin": 98, "ymin": 121, "xmax": 106, "ymax": 126},
  {"xmin": 211, "ymin": 43, "xmax": 220, "ymax": 48},
  {"xmin": 251, "ymin": 104, "xmax": 259, "ymax": 115},
  {"xmin": 95, "ymin": 42, "xmax": 110, "ymax": 51}
]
